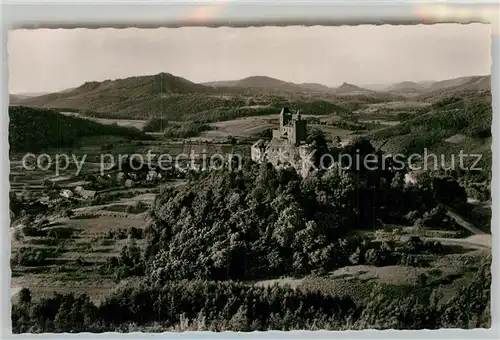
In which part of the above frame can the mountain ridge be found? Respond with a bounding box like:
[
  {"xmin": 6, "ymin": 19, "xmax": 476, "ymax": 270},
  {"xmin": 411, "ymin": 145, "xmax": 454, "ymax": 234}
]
[{"xmin": 9, "ymin": 73, "xmax": 491, "ymax": 121}]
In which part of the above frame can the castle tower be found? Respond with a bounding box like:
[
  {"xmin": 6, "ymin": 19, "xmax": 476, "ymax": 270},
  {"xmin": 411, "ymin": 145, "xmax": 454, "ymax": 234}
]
[{"xmin": 279, "ymin": 107, "xmax": 292, "ymax": 127}]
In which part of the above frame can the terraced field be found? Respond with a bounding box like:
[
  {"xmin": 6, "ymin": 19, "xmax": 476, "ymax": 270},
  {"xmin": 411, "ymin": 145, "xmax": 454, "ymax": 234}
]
[{"xmin": 11, "ymin": 214, "xmax": 149, "ymax": 303}]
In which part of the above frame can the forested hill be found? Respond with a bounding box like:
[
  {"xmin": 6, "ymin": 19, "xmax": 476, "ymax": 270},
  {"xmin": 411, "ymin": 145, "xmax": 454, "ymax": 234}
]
[
  {"xmin": 9, "ymin": 106, "xmax": 148, "ymax": 153},
  {"xmin": 8, "ymin": 73, "xmax": 402, "ymax": 121},
  {"xmin": 370, "ymin": 91, "xmax": 492, "ymax": 180}
]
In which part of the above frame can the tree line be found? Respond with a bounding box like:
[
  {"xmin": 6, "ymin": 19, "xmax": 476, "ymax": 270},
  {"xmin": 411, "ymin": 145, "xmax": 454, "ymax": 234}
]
[
  {"xmin": 9, "ymin": 106, "xmax": 149, "ymax": 152},
  {"xmin": 12, "ymin": 255, "xmax": 491, "ymax": 332}
]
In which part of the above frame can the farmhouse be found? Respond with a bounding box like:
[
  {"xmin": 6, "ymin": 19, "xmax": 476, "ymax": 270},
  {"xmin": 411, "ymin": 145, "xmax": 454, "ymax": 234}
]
[{"xmin": 251, "ymin": 107, "xmax": 314, "ymax": 177}]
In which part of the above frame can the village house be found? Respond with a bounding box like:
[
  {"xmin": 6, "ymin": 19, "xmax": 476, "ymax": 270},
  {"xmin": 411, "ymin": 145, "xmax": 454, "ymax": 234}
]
[{"xmin": 59, "ymin": 189, "xmax": 73, "ymax": 199}]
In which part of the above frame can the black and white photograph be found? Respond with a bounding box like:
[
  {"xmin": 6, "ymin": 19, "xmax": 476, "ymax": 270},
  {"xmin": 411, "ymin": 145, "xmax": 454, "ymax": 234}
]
[{"xmin": 8, "ymin": 22, "xmax": 492, "ymax": 333}]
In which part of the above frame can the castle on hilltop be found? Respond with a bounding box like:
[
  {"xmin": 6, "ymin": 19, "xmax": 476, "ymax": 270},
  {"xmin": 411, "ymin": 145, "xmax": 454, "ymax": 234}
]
[
  {"xmin": 251, "ymin": 108, "xmax": 314, "ymax": 177},
  {"xmin": 271, "ymin": 107, "xmax": 308, "ymax": 145}
]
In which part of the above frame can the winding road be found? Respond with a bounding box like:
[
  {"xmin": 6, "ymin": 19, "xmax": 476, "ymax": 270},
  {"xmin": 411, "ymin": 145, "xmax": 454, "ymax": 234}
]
[
  {"xmin": 444, "ymin": 205, "xmax": 487, "ymax": 236},
  {"xmin": 437, "ymin": 204, "xmax": 492, "ymax": 249}
]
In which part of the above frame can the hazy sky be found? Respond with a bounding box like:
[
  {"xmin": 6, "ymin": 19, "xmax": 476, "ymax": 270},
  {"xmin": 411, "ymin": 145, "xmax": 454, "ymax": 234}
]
[{"xmin": 9, "ymin": 24, "xmax": 491, "ymax": 94}]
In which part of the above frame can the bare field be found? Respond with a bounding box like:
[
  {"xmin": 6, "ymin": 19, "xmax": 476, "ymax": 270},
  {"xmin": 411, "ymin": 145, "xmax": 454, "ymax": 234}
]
[
  {"xmin": 120, "ymin": 193, "xmax": 156, "ymax": 204},
  {"xmin": 12, "ymin": 273, "xmax": 116, "ymax": 304},
  {"xmin": 64, "ymin": 215, "xmax": 148, "ymax": 232},
  {"xmin": 201, "ymin": 114, "xmax": 355, "ymax": 141},
  {"xmin": 92, "ymin": 118, "xmax": 146, "ymax": 130},
  {"xmin": 354, "ymin": 101, "xmax": 430, "ymax": 122},
  {"xmin": 362, "ymin": 101, "xmax": 431, "ymax": 110},
  {"xmin": 309, "ymin": 124, "xmax": 360, "ymax": 141},
  {"xmin": 205, "ymin": 116, "xmax": 279, "ymax": 138},
  {"xmin": 61, "ymin": 112, "xmax": 146, "ymax": 130}
]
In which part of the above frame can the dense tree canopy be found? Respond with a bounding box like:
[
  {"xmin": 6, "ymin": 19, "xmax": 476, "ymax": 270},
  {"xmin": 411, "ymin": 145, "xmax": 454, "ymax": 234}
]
[
  {"xmin": 9, "ymin": 106, "xmax": 148, "ymax": 152},
  {"xmin": 141, "ymin": 145, "xmax": 455, "ymax": 283},
  {"xmin": 12, "ymin": 254, "xmax": 491, "ymax": 332}
]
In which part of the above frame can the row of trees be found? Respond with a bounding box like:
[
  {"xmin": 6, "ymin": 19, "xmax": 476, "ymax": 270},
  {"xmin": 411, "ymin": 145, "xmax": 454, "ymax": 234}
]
[{"xmin": 12, "ymin": 254, "xmax": 491, "ymax": 332}]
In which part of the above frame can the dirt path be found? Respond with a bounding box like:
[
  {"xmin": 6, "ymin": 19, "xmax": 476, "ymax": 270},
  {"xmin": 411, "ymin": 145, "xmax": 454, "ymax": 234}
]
[
  {"xmin": 429, "ymin": 204, "xmax": 491, "ymax": 250},
  {"xmin": 443, "ymin": 205, "xmax": 487, "ymax": 235},
  {"xmin": 426, "ymin": 234, "xmax": 491, "ymax": 250}
]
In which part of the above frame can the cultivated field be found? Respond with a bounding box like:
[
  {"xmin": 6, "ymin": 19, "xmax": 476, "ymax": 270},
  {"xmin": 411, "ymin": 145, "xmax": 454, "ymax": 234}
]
[
  {"xmin": 205, "ymin": 116, "xmax": 278, "ymax": 138},
  {"xmin": 11, "ymin": 214, "xmax": 149, "ymax": 303},
  {"xmin": 60, "ymin": 112, "xmax": 147, "ymax": 130},
  {"xmin": 201, "ymin": 114, "xmax": 357, "ymax": 142}
]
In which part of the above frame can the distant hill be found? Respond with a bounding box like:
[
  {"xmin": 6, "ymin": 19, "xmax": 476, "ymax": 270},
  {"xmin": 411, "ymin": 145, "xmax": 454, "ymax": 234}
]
[
  {"xmin": 10, "ymin": 89, "xmax": 75, "ymax": 105},
  {"xmin": 9, "ymin": 106, "xmax": 148, "ymax": 153},
  {"xmin": 416, "ymin": 75, "xmax": 491, "ymax": 101},
  {"xmin": 203, "ymin": 80, "xmax": 240, "ymax": 88},
  {"xmin": 237, "ymin": 76, "xmax": 296, "ymax": 90},
  {"xmin": 11, "ymin": 73, "xmax": 486, "ymax": 122},
  {"xmin": 361, "ymin": 75, "xmax": 491, "ymax": 98},
  {"xmin": 367, "ymin": 75, "xmax": 491, "ymax": 98},
  {"xmin": 10, "ymin": 72, "xmax": 215, "ymax": 110},
  {"xmin": 11, "ymin": 92, "xmax": 51, "ymax": 98},
  {"xmin": 9, "ymin": 73, "xmax": 233, "ymax": 120},
  {"xmin": 424, "ymin": 76, "xmax": 488, "ymax": 92},
  {"xmin": 333, "ymin": 82, "xmax": 376, "ymax": 95},
  {"xmin": 387, "ymin": 81, "xmax": 430, "ymax": 94},
  {"xmin": 205, "ymin": 76, "xmax": 316, "ymax": 94},
  {"xmin": 298, "ymin": 82, "xmax": 334, "ymax": 92},
  {"xmin": 207, "ymin": 77, "xmax": 384, "ymax": 96},
  {"xmin": 10, "ymin": 94, "xmax": 31, "ymax": 103},
  {"xmin": 10, "ymin": 73, "xmax": 398, "ymax": 121}
]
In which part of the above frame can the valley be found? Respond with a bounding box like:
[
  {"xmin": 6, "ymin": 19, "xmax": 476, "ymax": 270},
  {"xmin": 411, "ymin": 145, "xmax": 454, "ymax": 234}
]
[{"xmin": 9, "ymin": 72, "xmax": 492, "ymax": 332}]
